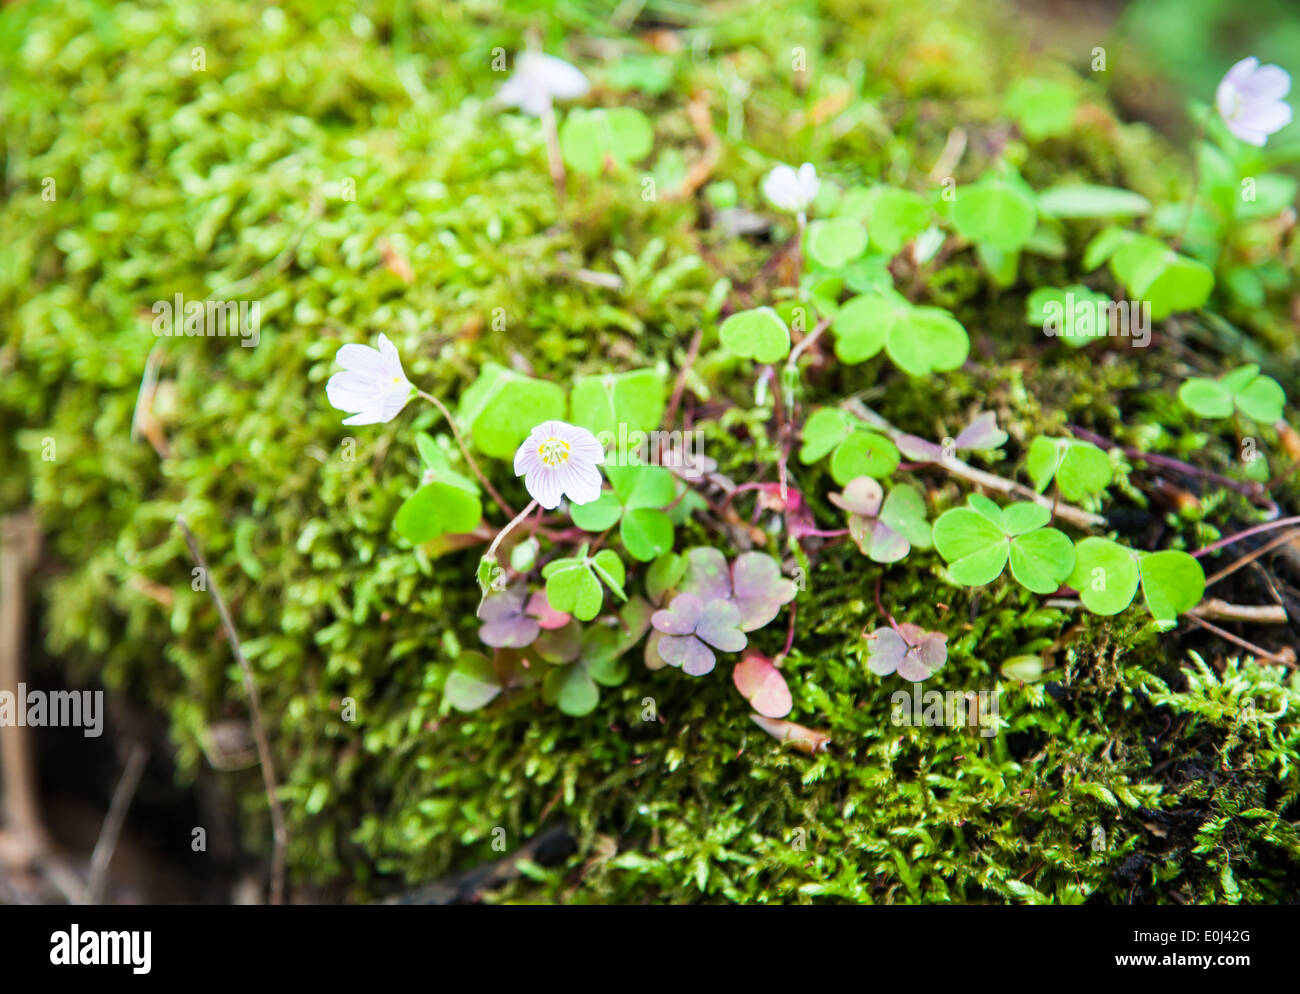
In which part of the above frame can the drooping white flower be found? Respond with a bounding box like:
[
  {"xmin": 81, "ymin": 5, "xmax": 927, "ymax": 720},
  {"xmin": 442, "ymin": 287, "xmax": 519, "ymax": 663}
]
[
  {"xmin": 761, "ymin": 162, "xmax": 819, "ymax": 214},
  {"xmin": 1216, "ymin": 57, "xmax": 1292, "ymax": 146},
  {"xmin": 496, "ymin": 52, "xmax": 590, "ymax": 117},
  {"xmin": 513, "ymin": 420, "xmax": 605, "ymax": 509},
  {"xmin": 325, "ymin": 333, "xmax": 414, "ymax": 426}
]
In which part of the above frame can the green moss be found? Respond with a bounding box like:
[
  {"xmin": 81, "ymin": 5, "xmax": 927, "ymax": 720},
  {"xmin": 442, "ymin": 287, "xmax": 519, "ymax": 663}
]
[{"xmin": 2, "ymin": 0, "xmax": 1297, "ymax": 903}]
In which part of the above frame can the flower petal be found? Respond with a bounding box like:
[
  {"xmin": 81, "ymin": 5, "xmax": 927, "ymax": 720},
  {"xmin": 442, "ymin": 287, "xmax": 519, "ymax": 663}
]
[{"xmin": 335, "ymin": 343, "xmax": 388, "ymax": 377}]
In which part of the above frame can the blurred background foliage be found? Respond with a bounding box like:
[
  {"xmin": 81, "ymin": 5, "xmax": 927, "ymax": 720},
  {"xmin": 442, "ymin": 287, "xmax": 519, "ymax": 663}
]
[{"xmin": 1, "ymin": 0, "xmax": 1298, "ymax": 903}]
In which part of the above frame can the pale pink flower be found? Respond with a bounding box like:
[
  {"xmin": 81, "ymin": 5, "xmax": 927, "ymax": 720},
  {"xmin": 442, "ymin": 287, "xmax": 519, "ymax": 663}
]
[
  {"xmin": 325, "ymin": 333, "xmax": 413, "ymax": 426},
  {"xmin": 513, "ymin": 420, "xmax": 604, "ymax": 509},
  {"xmin": 1217, "ymin": 57, "xmax": 1292, "ymax": 146},
  {"xmin": 497, "ymin": 52, "xmax": 590, "ymax": 117},
  {"xmin": 762, "ymin": 162, "xmax": 819, "ymax": 214}
]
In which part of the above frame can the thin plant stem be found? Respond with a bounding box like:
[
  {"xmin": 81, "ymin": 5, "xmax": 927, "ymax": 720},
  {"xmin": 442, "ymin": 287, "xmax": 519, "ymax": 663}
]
[
  {"xmin": 417, "ymin": 389, "xmax": 515, "ymax": 518},
  {"xmin": 177, "ymin": 517, "xmax": 287, "ymax": 906},
  {"xmin": 1193, "ymin": 515, "xmax": 1300, "ymax": 559},
  {"xmin": 486, "ymin": 499, "xmax": 539, "ymax": 563}
]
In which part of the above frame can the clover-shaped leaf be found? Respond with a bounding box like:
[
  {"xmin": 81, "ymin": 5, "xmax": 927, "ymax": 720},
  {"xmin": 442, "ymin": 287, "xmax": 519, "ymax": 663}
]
[
  {"xmin": 1137, "ymin": 550, "xmax": 1205, "ymax": 628},
  {"xmin": 932, "ymin": 495, "xmax": 1075, "ymax": 593},
  {"xmin": 828, "ymin": 428, "xmax": 900, "ymax": 484},
  {"xmin": 830, "ymin": 292, "xmax": 969, "ymax": 376},
  {"xmin": 651, "ymin": 593, "xmax": 746, "ymax": 676},
  {"xmin": 559, "ymin": 107, "xmax": 654, "ymax": 176},
  {"xmin": 458, "ymin": 362, "xmax": 567, "ymax": 459},
  {"xmin": 865, "ymin": 623, "xmax": 948, "ymax": 681},
  {"xmin": 678, "ymin": 546, "xmax": 732, "ymax": 602},
  {"xmin": 950, "ymin": 176, "xmax": 1038, "ymax": 252},
  {"xmin": 646, "ymin": 551, "xmax": 687, "ymax": 603},
  {"xmin": 536, "ymin": 598, "xmax": 651, "ymax": 716},
  {"xmin": 571, "ymin": 464, "xmax": 676, "ymax": 561},
  {"xmin": 856, "ymin": 186, "xmax": 933, "ymax": 256},
  {"xmin": 1067, "ymin": 539, "xmax": 1204, "ymax": 626},
  {"xmin": 395, "ymin": 438, "xmax": 483, "ymax": 544},
  {"xmin": 886, "ymin": 306, "xmax": 970, "ymax": 377},
  {"xmin": 830, "ymin": 477, "xmax": 931, "ymax": 563},
  {"xmin": 675, "ymin": 547, "xmax": 796, "ymax": 632},
  {"xmin": 477, "ymin": 583, "xmax": 571, "ymax": 648},
  {"xmin": 1025, "ymin": 285, "xmax": 1115, "ymax": 348},
  {"xmin": 719, "ymin": 306, "xmax": 791, "ymax": 363},
  {"xmin": 569, "ymin": 367, "xmax": 667, "ymax": 437},
  {"xmin": 443, "ymin": 652, "xmax": 502, "ymax": 712},
  {"xmin": 542, "ymin": 545, "xmax": 627, "ymax": 621},
  {"xmin": 1178, "ymin": 365, "xmax": 1285, "ymax": 423},
  {"xmin": 733, "ymin": 652, "xmax": 792, "ymax": 718},
  {"xmin": 806, "ymin": 217, "xmax": 868, "ymax": 269},
  {"xmin": 731, "ymin": 552, "xmax": 798, "ymax": 631},
  {"xmin": 1107, "ymin": 234, "xmax": 1213, "ymax": 320},
  {"xmin": 830, "ymin": 289, "xmax": 901, "ymax": 363},
  {"xmin": 1025, "ymin": 436, "xmax": 1112, "ymax": 500}
]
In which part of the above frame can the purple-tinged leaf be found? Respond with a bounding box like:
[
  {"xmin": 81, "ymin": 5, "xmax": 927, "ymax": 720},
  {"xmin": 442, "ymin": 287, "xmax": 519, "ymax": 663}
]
[
  {"xmin": 865, "ymin": 622, "xmax": 948, "ymax": 681},
  {"xmin": 829, "ymin": 476, "xmax": 884, "ymax": 517},
  {"xmin": 733, "ymin": 653, "xmax": 792, "ymax": 718},
  {"xmin": 896, "ymin": 433, "xmax": 945, "ymax": 462},
  {"xmin": 679, "ymin": 547, "xmax": 732, "ymax": 602},
  {"xmin": 534, "ymin": 620, "xmax": 583, "ymax": 664},
  {"xmin": 478, "ymin": 584, "xmax": 541, "ymax": 648},
  {"xmin": 658, "ymin": 634, "xmax": 719, "ymax": 675},
  {"xmin": 954, "ymin": 411, "xmax": 1008, "ymax": 452},
  {"xmin": 651, "ymin": 591, "xmax": 704, "ymax": 635},
  {"xmin": 730, "ymin": 552, "xmax": 797, "ymax": 632},
  {"xmin": 527, "ymin": 590, "xmax": 571, "ymax": 630},
  {"xmin": 695, "ymin": 597, "xmax": 747, "ymax": 652}
]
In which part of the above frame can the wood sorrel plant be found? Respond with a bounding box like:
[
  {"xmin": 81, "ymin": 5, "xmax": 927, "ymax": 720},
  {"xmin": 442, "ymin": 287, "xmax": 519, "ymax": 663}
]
[{"xmin": 318, "ymin": 51, "xmax": 1298, "ymax": 739}]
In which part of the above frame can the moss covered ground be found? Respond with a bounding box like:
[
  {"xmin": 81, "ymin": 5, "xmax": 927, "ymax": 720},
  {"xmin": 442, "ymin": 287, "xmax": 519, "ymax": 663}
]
[{"xmin": 2, "ymin": 0, "xmax": 1299, "ymax": 903}]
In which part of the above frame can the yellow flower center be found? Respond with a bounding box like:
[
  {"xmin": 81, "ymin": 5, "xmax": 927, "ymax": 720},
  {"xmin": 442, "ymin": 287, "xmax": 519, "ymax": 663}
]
[{"xmin": 538, "ymin": 436, "xmax": 571, "ymax": 468}]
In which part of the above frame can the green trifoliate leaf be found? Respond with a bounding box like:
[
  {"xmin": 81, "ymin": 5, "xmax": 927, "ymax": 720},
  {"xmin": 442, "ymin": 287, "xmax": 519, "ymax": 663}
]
[
  {"xmin": 569, "ymin": 368, "xmax": 666, "ymax": 437},
  {"xmin": 885, "ymin": 306, "xmax": 970, "ymax": 376},
  {"xmin": 394, "ymin": 480, "xmax": 482, "ymax": 544},
  {"xmin": 950, "ymin": 178, "xmax": 1038, "ymax": 251},
  {"xmin": 806, "ymin": 217, "xmax": 868, "ymax": 269},
  {"xmin": 1138, "ymin": 550, "xmax": 1205, "ymax": 628},
  {"xmin": 1025, "ymin": 436, "xmax": 1112, "ymax": 499},
  {"xmin": 620, "ymin": 508, "xmax": 674, "ymax": 561},
  {"xmin": 1003, "ymin": 78, "xmax": 1078, "ymax": 141},
  {"xmin": 831, "ymin": 291, "xmax": 897, "ymax": 363},
  {"xmin": 933, "ymin": 497, "xmax": 1074, "ymax": 593},
  {"xmin": 1068, "ymin": 537, "xmax": 1141, "ymax": 615},
  {"xmin": 1108, "ymin": 235, "xmax": 1213, "ymax": 321},
  {"xmin": 830, "ymin": 431, "xmax": 900, "ymax": 484},
  {"xmin": 559, "ymin": 107, "xmax": 653, "ymax": 175},
  {"xmin": 799, "ymin": 407, "xmax": 855, "ymax": 463},
  {"xmin": 443, "ymin": 653, "xmax": 501, "ymax": 712},
  {"xmin": 1178, "ymin": 365, "xmax": 1286, "ymax": 423},
  {"xmin": 719, "ymin": 306, "xmax": 791, "ymax": 363},
  {"xmin": 861, "ymin": 187, "xmax": 932, "ymax": 255},
  {"xmin": 458, "ymin": 362, "xmax": 567, "ymax": 459}
]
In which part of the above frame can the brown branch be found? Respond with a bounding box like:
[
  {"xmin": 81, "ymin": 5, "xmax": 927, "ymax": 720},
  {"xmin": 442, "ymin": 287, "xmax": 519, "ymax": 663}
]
[
  {"xmin": 85, "ymin": 743, "xmax": 149, "ymax": 905},
  {"xmin": 176, "ymin": 517, "xmax": 287, "ymax": 905}
]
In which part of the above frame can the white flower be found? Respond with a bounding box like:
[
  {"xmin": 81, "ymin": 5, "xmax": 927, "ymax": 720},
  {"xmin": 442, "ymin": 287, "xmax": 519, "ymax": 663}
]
[
  {"xmin": 762, "ymin": 162, "xmax": 819, "ymax": 214},
  {"xmin": 513, "ymin": 420, "xmax": 605, "ymax": 509},
  {"xmin": 325, "ymin": 333, "xmax": 414, "ymax": 426},
  {"xmin": 1216, "ymin": 57, "xmax": 1292, "ymax": 146},
  {"xmin": 496, "ymin": 52, "xmax": 590, "ymax": 117}
]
